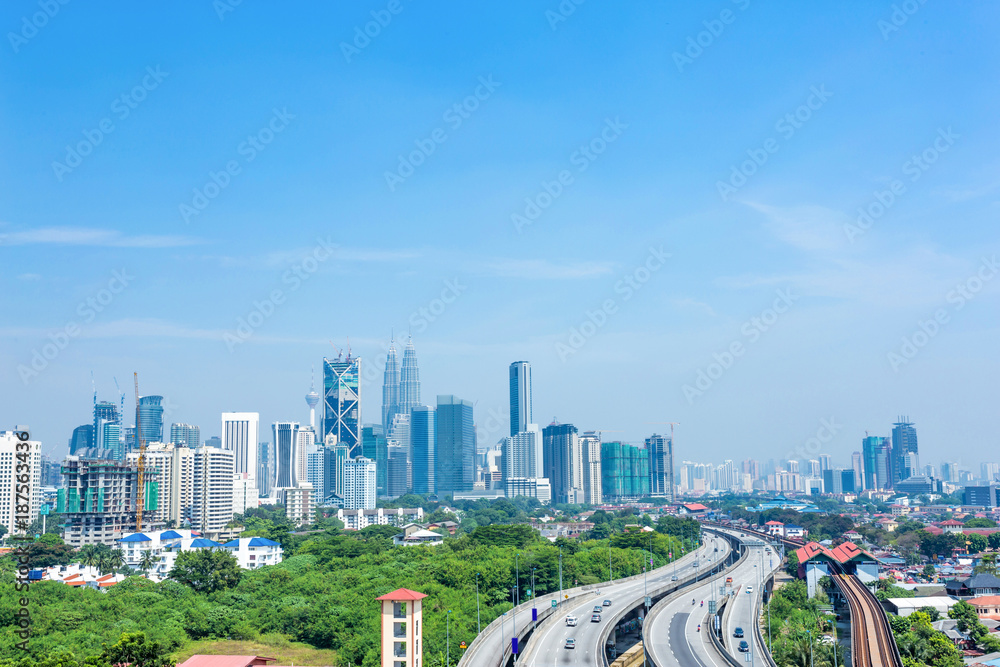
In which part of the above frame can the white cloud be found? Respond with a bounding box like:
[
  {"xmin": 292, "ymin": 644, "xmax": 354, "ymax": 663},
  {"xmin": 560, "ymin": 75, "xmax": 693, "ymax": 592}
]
[{"xmin": 1, "ymin": 227, "xmax": 202, "ymax": 248}]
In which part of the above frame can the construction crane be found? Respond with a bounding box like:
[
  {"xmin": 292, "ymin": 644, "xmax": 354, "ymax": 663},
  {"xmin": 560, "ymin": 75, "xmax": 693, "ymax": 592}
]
[
  {"xmin": 91, "ymin": 371, "xmax": 96, "ymax": 406},
  {"xmin": 134, "ymin": 372, "xmax": 146, "ymax": 532},
  {"xmin": 329, "ymin": 340, "xmax": 342, "ymax": 361},
  {"xmin": 113, "ymin": 376, "xmax": 125, "ymax": 422},
  {"xmin": 647, "ymin": 422, "xmax": 680, "ymax": 441}
]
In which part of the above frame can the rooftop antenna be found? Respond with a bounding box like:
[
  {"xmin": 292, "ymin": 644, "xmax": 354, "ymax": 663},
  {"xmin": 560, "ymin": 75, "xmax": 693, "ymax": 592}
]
[
  {"xmin": 91, "ymin": 371, "xmax": 96, "ymax": 406},
  {"xmin": 346, "ymin": 336, "xmax": 351, "ymax": 361}
]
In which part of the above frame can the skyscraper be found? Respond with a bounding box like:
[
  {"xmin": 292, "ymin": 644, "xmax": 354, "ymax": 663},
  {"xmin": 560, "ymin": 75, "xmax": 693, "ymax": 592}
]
[
  {"xmin": 862, "ymin": 436, "xmax": 882, "ymax": 490},
  {"xmin": 192, "ymin": 446, "xmax": 235, "ymax": 533},
  {"xmin": 343, "ymin": 457, "xmax": 377, "ymax": 510},
  {"xmin": 257, "ymin": 441, "xmax": 274, "ymax": 496},
  {"xmin": 93, "ymin": 400, "xmax": 120, "ymax": 458},
  {"xmin": 382, "ymin": 338, "xmax": 400, "ymax": 433},
  {"xmin": 273, "ymin": 422, "xmax": 301, "ymax": 489},
  {"xmin": 169, "ymin": 423, "xmax": 200, "ymax": 448},
  {"xmin": 410, "ymin": 406, "xmax": 435, "ymax": 495},
  {"xmin": 136, "ymin": 395, "xmax": 164, "ymax": 445},
  {"xmin": 435, "ymin": 395, "xmax": 475, "ymax": 495},
  {"xmin": 892, "ymin": 417, "xmax": 918, "ymax": 484},
  {"xmin": 509, "ymin": 361, "xmax": 532, "ymax": 437},
  {"xmin": 69, "ymin": 425, "xmax": 93, "ymax": 456},
  {"xmin": 0, "ymin": 432, "xmax": 41, "ymax": 536},
  {"xmin": 323, "ymin": 354, "xmax": 362, "ymax": 456},
  {"xmin": 387, "ymin": 445, "xmax": 408, "ymax": 498},
  {"xmin": 600, "ymin": 441, "xmax": 649, "ymax": 500},
  {"xmin": 501, "ymin": 424, "xmax": 543, "ymax": 480},
  {"xmin": 646, "ymin": 433, "xmax": 674, "ymax": 501},
  {"xmin": 398, "ymin": 337, "xmax": 421, "ymax": 415},
  {"xmin": 542, "ymin": 421, "xmax": 584, "ymax": 504},
  {"xmin": 579, "ymin": 431, "xmax": 603, "ymax": 505},
  {"xmin": 362, "ymin": 424, "xmax": 389, "ymax": 497},
  {"xmin": 222, "ymin": 413, "xmax": 259, "ymax": 484}
]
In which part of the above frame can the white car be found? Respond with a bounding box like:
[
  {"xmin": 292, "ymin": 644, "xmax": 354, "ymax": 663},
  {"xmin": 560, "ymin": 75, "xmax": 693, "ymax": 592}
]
[
  {"xmin": 566, "ymin": 615, "xmax": 577, "ymax": 627},
  {"xmin": 746, "ymin": 586, "xmax": 753, "ymax": 594}
]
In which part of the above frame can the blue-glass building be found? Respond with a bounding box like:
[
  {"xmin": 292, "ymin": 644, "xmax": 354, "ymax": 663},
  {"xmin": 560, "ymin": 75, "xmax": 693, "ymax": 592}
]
[
  {"xmin": 435, "ymin": 395, "xmax": 475, "ymax": 495},
  {"xmin": 323, "ymin": 355, "xmax": 361, "ymax": 456},
  {"xmin": 136, "ymin": 395, "xmax": 164, "ymax": 445},
  {"xmin": 410, "ymin": 406, "xmax": 435, "ymax": 495}
]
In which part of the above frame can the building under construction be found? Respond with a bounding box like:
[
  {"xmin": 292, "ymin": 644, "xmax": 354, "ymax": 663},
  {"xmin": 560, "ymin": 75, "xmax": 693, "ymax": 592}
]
[{"xmin": 57, "ymin": 456, "xmax": 159, "ymax": 547}]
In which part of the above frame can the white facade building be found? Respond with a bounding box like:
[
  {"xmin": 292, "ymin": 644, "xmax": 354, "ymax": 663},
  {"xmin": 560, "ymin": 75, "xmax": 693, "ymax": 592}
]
[
  {"xmin": 232, "ymin": 472, "xmax": 260, "ymax": 515},
  {"xmin": 191, "ymin": 446, "xmax": 235, "ymax": 534},
  {"xmin": 0, "ymin": 431, "xmax": 42, "ymax": 536},
  {"xmin": 283, "ymin": 482, "xmax": 313, "ymax": 524},
  {"xmin": 337, "ymin": 507, "xmax": 424, "ymax": 531},
  {"xmin": 343, "ymin": 457, "xmax": 377, "ymax": 510},
  {"xmin": 297, "ymin": 426, "xmax": 316, "ymax": 490},
  {"xmin": 221, "ymin": 536, "xmax": 284, "ymax": 569},
  {"xmin": 222, "ymin": 412, "xmax": 259, "ymax": 485}
]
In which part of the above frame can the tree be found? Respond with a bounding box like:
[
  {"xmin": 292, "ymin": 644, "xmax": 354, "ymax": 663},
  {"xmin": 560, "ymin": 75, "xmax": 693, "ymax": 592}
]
[
  {"xmin": 968, "ymin": 533, "xmax": 989, "ymax": 554},
  {"xmin": 139, "ymin": 550, "xmax": 157, "ymax": 576},
  {"xmin": 7, "ymin": 533, "xmax": 75, "ymax": 568},
  {"xmin": 965, "ymin": 517, "xmax": 996, "ymax": 528},
  {"xmin": 921, "ymin": 564, "xmax": 936, "ymax": 580},
  {"xmin": 168, "ymin": 548, "xmax": 242, "ymax": 593},
  {"xmin": 948, "ymin": 600, "xmax": 979, "ymax": 633},
  {"xmin": 99, "ymin": 631, "xmax": 174, "ymax": 667},
  {"xmin": 785, "ymin": 549, "xmax": 800, "ymax": 578},
  {"xmin": 989, "ymin": 532, "xmax": 1000, "ymax": 550},
  {"xmin": 975, "ymin": 553, "xmax": 999, "ymax": 577}
]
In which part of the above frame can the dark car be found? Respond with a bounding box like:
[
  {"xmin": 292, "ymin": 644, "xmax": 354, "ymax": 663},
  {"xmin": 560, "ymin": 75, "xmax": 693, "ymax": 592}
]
[
  {"xmin": 603, "ymin": 599, "xmax": 612, "ymax": 607},
  {"xmin": 734, "ymin": 627, "xmax": 744, "ymax": 638},
  {"xmin": 591, "ymin": 614, "xmax": 601, "ymax": 623},
  {"xmin": 738, "ymin": 641, "xmax": 750, "ymax": 652}
]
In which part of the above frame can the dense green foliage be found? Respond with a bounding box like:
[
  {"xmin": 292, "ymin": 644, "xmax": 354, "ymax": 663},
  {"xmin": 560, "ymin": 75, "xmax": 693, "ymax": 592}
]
[
  {"xmin": 763, "ymin": 580, "xmax": 844, "ymax": 667},
  {"xmin": 1, "ymin": 517, "xmax": 691, "ymax": 666},
  {"xmin": 948, "ymin": 600, "xmax": 1000, "ymax": 653},
  {"xmin": 167, "ymin": 549, "xmax": 242, "ymax": 594},
  {"xmin": 891, "ymin": 610, "xmax": 963, "ymax": 667},
  {"xmin": 0, "ymin": 631, "xmax": 172, "ymax": 667}
]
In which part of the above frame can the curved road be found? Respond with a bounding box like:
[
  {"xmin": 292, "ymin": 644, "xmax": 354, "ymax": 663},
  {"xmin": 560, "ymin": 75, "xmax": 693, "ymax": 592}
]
[
  {"xmin": 644, "ymin": 530, "xmax": 779, "ymax": 667},
  {"xmin": 520, "ymin": 534, "xmax": 732, "ymax": 667}
]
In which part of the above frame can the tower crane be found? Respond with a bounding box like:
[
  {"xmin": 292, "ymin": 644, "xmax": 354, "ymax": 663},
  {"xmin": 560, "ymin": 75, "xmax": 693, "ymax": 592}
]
[
  {"xmin": 134, "ymin": 373, "xmax": 146, "ymax": 532},
  {"xmin": 647, "ymin": 422, "xmax": 680, "ymax": 441}
]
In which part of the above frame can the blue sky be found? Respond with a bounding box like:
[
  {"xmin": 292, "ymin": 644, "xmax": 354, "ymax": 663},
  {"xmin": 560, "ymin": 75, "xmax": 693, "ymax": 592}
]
[{"xmin": 1, "ymin": 1, "xmax": 998, "ymax": 471}]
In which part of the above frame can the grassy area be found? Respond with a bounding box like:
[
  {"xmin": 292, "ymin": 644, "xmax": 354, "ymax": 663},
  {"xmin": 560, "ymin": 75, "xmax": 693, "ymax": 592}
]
[{"xmin": 172, "ymin": 635, "xmax": 339, "ymax": 666}]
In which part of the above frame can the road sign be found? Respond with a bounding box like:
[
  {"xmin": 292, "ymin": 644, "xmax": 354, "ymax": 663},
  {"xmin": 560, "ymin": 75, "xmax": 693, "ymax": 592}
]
[
  {"xmin": 460, "ymin": 642, "xmax": 467, "ymax": 649},
  {"xmin": 551, "ymin": 600, "xmax": 557, "ymax": 608}
]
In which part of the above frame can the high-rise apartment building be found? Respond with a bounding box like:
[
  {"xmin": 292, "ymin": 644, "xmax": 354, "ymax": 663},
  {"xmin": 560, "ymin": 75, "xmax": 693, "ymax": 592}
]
[
  {"xmin": 410, "ymin": 406, "xmax": 435, "ymax": 495},
  {"xmin": 646, "ymin": 433, "xmax": 674, "ymax": 501},
  {"xmin": 221, "ymin": 412, "xmax": 259, "ymax": 486},
  {"xmin": 307, "ymin": 444, "xmax": 326, "ymax": 501},
  {"xmin": 388, "ymin": 412, "xmax": 411, "ymax": 491},
  {"xmin": 343, "ymin": 457, "xmax": 377, "ymax": 509},
  {"xmin": 382, "ymin": 339, "xmax": 400, "ymax": 433},
  {"xmin": 126, "ymin": 442, "xmax": 193, "ymax": 527},
  {"xmin": 818, "ymin": 454, "xmax": 832, "ymax": 474},
  {"xmin": 579, "ymin": 431, "xmax": 603, "ymax": 505},
  {"xmin": 331, "ymin": 443, "xmax": 349, "ymax": 498},
  {"xmin": 600, "ymin": 441, "xmax": 649, "ymax": 500},
  {"xmin": 851, "ymin": 451, "xmax": 864, "ymax": 491},
  {"xmin": 0, "ymin": 432, "xmax": 42, "ymax": 536},
  {"xmin": 169, "ymin": 423, "xmax": 200, "ymax": 448},
  {"xmin": 136, "ymin": 395, "xmax": 164, "ymax": 445},
  {"xmin": 297, "ymin": 426, "xmax": 316, "ymax": 489},
  {"xmin": 982, "ymin": 463, "xmax": 1000, "ymax": 483},
  {"xmin": 191, "ymin": 446, "xmax": 235, "ymax": 534},
  {"xmin": 501, "ymin": 424, "xmax": 543, "ymax": 480},
  {"xmin": 892, "ymin": 417, "xmax": 918, "ymax": 484},
  {"xmin": 323, "ymin": 355, "xmax": 362, "ymax": 456},
  {"xmin": 93, "ymin": 400, "xmax": 121, "ymax": 459},
  {"xmin": 542, "ymin": 422, "xmax": 584, "ymax": 504},
  {"xmin": 509, "ymin": 361, "xmax": 532, "ymax": 437},
  {"xmin": 435, "ymin": 396, "xmax": 475, "ymax": 495},
  {"xmin": 273, "ymin": 422, "xmax": 301, "ymax": 489}
]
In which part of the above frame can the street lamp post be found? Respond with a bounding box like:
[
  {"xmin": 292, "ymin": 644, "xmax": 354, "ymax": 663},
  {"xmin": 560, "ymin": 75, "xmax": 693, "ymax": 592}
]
[
  {"xmin": 446, "ymin": 609, "xmax": 451, "ymax": 667},
  {"xmin": 531, "ymin": 567, "xmax": 536, "ymax": 602},
  {"xmin": 475, "ymin": 572, "xmax": 481, "ymax": 635},
  {"xmin": 558, "ymin": 548, "xmax": 563, "ymax": 606}
]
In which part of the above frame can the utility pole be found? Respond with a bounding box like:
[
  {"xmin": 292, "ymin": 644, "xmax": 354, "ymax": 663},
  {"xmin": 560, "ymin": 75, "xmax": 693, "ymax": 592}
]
[
  {"xmin": 476, "ymin": 572, "xmax": 481, "ymax": 635},
  {"xmin": 558, "ymin": 549, "xmax": 563, "ymax": 606},
  {"xmin": 446, "ymin": 609, "xmax": 451, "ymax": 667}
]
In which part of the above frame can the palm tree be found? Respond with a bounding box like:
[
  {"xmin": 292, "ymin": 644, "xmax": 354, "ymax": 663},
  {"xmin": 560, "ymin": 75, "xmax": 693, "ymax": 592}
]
[
  {"xmin": 139, "ymin": 550, "xmax": 156, "ymax": 576},
  {"xmin": 96, "ymin": 554, "xmax": 109, "ymax": 576},
  {"xmin": 110, "ymin": 547, "xmax": 126, "ymax": 572},
  {"xmin": 80, "ymin": 545, "xmax": 99, "ymax": 571}
]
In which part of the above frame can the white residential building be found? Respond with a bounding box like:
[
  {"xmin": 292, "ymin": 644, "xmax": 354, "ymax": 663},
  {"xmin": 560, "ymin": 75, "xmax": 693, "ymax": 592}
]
[
  {"xmin": 232, "ymin": 472, "xmax": 260, "ymax": 515},
  {"xmin": 222, "ymin": 412, "xmax": 259, "ymax": 485},
  {"xmin": 222, "ymin": 536, "xmax": 284, "ymax": 569},
  {"xmin": 0, "ymin": 431, "xmax": 42, "ymax": 536},
  {"xmin": 191, "ymin": 446, "xmax": 235, "ymax": 534},
  {"xmin": 297, "ymin": 426, "xmax": 316, "ymax": 490},
  {"xmin": 284, "ymin": 482, "xmax": 313, "ymax": 524},
  {"xmin": 504, "ymin": 477, "xmax": 552, "ymax": 504},
  {"xmin": 337, "ymin": 507, "xmax": 424, "ymax": 531},
  {"xmin": 343, "ymin": 457, "xmax": 377, "ymax": 510}
]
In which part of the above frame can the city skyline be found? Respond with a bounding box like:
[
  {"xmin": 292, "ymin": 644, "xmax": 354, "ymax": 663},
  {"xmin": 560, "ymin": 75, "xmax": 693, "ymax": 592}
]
[{"xmin": 3, "ymin": 3, "xmax": 998, "ymax": 470}]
